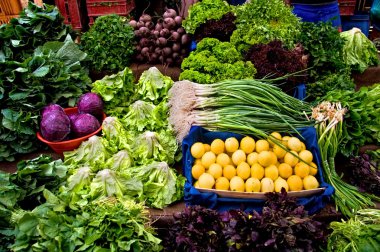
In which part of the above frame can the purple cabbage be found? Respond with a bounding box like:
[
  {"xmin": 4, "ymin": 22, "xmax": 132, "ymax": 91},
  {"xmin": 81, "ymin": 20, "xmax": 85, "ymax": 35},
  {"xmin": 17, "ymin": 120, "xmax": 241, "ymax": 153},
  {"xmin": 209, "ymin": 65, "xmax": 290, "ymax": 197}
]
[
  {"xmin": 72, "ymin": 113, "xmax": 100, "ymax": 138},
  {"xmin": 40, "ymin": 110, "xmax": 71, "ymax": 142},
  {"xmin": 77, "ymin": 92, "xmax": 104, "ymax": 119},
  {"xmin": 41, "ymin": 104, "xmax": 64, "ymax": 119}
]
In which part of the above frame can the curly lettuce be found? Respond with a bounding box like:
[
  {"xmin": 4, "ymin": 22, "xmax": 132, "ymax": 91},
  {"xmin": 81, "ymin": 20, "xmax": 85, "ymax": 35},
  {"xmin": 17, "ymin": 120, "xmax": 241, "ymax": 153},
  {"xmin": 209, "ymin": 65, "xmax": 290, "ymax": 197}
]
[{"xmin": 102, "ymin": 116, "xmax": 131, "ymax": 151}]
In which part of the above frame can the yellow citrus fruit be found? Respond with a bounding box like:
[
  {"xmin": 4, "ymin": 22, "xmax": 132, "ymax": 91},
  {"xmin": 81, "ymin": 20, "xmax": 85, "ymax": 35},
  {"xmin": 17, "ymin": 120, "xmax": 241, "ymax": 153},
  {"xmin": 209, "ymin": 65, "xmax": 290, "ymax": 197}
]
[
  {"xmin": 215, "ymin": 177, "xmax": 230, "ymax": 190},
  {"xmin": 223, "ymin": 165, "xmax": 236, "ymax": 180},
  {"xmin": 268, "ymin": 132, "xmax": 282, "ymax": 146},
  {"xmin": 274, "ymin": 177, "xmax": 289, "ymax": 192},
  {"xmin": 240, "ymin": 136, "xmax": 256, "ymax": 154},
  {"xmin": 225, "ymin": 137, "xmax": 239, "ymax": 153},
  {"xmin": 230, "ymin": 176, "xmax": 245, "ymax": 192},
  {"xmin": 204, "ymin": 144, "xmax": 211, "ymax": 152},
  {"xmin": 284, "ymin": 151, "xmax": 299, "ymax": 167},
  {"xmin": 211, "ymin": 139, "xmax": 225, "ymax": 155},
  {"xmin": 298, "ymin": 150, "xmax": 313, "ymax": 164},
  {"xmin": 273, "ymin": 144, "xmax": 287, "ymax": 159},
  {"xmin": 191, "ymin": 142, "xmax": 205, "ymax": 159},
  {"xmin": 282, "ymin": 136, "xmax": 291, "ymax": 148},
  {"xmin": 278, "ymin": 163, "xmax": 293, "ymax": 179},
  {"xmin": 192, "ymin": 164, "xmax": 205, "ymax": 180},
  {"xmin": 194, "ymin": 180, "xmax": 199, "ymax": 188},
  {"xmin": 255, "ymin": 139, "xmax": 270, "ymax": 153},
  {"xmin": 232, "ymin": 150, "xmax": 246, "ymax": 166},
  {"xmin": 201, "ymin": 151, "xmax": 216, "ymax": 169},
  {"xmin": 245, "ymin": 177, "xmax": 261, "ymax": 192},
  {"xmin": 303, "ymin": 175, "xmax": 319, "ymax": 190},
  {"xmin": 216, "ymin": 153, "xmax": 231, "ymax": 167},
  {"xmin": 247, "ymin": 152, "xmax": 259, "ymax": 165},
  {"xmin": 261, "ymin": 178, "xmax": 275, "ymax": 192},
  {"xmin": 251, "ymin": 163, "xmax": 265, "ymax": 180},
  {"xmin": 237, "ymin": 161, "xmax": 251, "ymax": 180},
  {"xmin": 288, "ymin": 137, "xmax": 302, "ymax": 152},
  {"xmin": 258, "ymin": 151, "xmax": 277, "ymax": 167},
  {"xmin": 300, "ymin": 142, "xmax": 306, "ymax": 151},
  {"xmin": 309, "ymin": 162, "xmax": 318, "ymax": 176},
  {"xmin": 287, "ymin": 175, "xmax": 303, "ymax": 191},
  {"xmin": 194, "ymin": 159, "xmax": 202, "ymax": 165},
  {"xmin": 198, "ymin": 173, "xmax": 215, "ymax": 189},
  {"xmin": 265, "ymin": 165, "xmax": 279, "ymax": 181},
  {"xmin": 294, "ymin": 162, "xmax": 310, "ymax": 178},
  {"xmin": 208, "ymin": 163, "xmax": 223, "ymax": 179}
]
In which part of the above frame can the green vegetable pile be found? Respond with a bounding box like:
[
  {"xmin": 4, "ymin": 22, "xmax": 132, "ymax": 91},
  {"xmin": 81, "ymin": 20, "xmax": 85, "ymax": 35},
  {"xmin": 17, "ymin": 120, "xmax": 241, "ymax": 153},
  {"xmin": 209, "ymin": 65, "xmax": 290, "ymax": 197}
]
[
  {"xmin": 81, "ymin": 14, "xmax": 135, "ymax": 73},
  {"xmin": 328, "ymin": 209, "xmax": 380, "ymax": 252},
  {"xmin": 182, "ymin": 0, "xmax": 233, "ymax": 34},
  {"xmin": 179, "ymin": 38, "xmax": 256, "ymax": 84},
  {"xmin": 231, "ymin": 0, "xmax": 301, "ymax": 53},
  {"xmin": 323, "ymin": 84, "xmax": 380, "ymax": 157},
  {"xmin": 0, "ymin": 3, "xmax": 91, "ymax": 161},
  {"xmin": 340, "ymin": 28, "xmax": 380, "ymax": 73}
]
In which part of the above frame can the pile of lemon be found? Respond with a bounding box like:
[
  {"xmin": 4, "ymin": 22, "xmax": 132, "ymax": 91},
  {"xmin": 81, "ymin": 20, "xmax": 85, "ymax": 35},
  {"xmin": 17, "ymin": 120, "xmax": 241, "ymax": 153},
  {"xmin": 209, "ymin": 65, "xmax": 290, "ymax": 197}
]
[{"xmin": 190, "ymin": 132, "xmax": 320, "ymax": 193}]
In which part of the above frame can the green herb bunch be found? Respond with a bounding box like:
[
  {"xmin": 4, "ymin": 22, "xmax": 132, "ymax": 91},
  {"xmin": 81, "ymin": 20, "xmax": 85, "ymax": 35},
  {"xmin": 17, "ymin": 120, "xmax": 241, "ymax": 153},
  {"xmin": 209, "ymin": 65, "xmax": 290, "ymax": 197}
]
[
  {"xmin": 81, "ymin": 14, "xmax": 135, "ymax": 73},
  {"xmin": 179, "ymin": 38, "xmax": 256, "ymax": 83}
]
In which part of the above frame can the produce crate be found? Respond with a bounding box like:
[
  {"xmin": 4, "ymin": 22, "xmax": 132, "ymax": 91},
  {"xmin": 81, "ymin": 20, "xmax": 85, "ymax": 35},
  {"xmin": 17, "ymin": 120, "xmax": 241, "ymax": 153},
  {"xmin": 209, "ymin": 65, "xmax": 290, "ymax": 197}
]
[
  {"xmin": 86, "ymin": 0, "xmax": 135, "ymax": 25},
  {"xmin": 54, "ymin": 0, "xmax": 84, "ymax": 30},
  {"xmin": 182, "ymin": 126, "xmax": 334, "ymax": 214},
  {"xmin": 0, "ymin": 14, "xmax": 18, "ymax": 25},
  {"xmin": 338, "ymin": 0, "xmax": 357, "ymax": 16},
  {"xmin": 342, "ymin": 14, "xmax": 370, "ymax": 36},
  {"xmin": 0, "ymin": 0, "xmax": 22, "ymax": 15}
]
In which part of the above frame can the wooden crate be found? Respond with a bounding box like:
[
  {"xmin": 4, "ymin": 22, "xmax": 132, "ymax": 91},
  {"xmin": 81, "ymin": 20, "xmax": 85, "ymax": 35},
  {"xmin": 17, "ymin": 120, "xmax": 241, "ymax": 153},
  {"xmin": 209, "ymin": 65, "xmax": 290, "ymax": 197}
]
[{"xmin": 0, "ymin": 0, "xmax": 22, "ymax": 15}]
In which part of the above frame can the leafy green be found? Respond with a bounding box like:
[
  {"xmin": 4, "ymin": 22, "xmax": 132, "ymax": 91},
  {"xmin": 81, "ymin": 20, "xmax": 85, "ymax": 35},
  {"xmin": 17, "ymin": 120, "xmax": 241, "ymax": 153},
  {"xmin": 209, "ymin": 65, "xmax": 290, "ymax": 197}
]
[
  {"xmin": 102, "ymin": 116, "xmax": 131, "ymax": 152},
  {"xmin": 231, "ymin": 0, "xmax": 300, "ymax": 53},
  {"xmin": 182, "ymin": 0, "xmax": 233, "ymax": 34},
  {"xmin": 340, "ymin": 28, "xmax": 380, "ymax": 73},
  {"xmin": 105, "ymin": 150, "xmax": 133, "ymax": 171},
  {"xmin": 81, "ymin": 14, "xmax": 135, "ymax": 73},
  {"xmin": 124, "ymin": 162, "xmax": 185, "ymax": 209},
  {"xmin": 297, "ymin": 21, "xmax": 348, "ymax": 79},
  {"xmin": 180, "ymin": 38, "xmax": 256, "ymax": 83},
  {"xmin": 91, "ymin": 67, "xmax": 135, "ymax": 115},
  {"xmin": 135, "ymin": 66, "xmax": 174, "ymax": 104},
  {"xmin": 323, "ymin": 84, "xmax": 380, "ymax": 156},
  {"xmin": 11, "ymin": 196, "xmax": 162, "ymax": 251}
]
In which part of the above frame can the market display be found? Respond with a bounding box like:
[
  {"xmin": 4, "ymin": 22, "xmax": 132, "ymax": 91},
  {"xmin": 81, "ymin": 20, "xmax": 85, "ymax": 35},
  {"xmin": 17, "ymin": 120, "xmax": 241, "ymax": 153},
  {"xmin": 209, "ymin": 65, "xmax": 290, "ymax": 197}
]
[{"xmin": 0, "ymin": 0, "xmax": 380, "ymax": 251}]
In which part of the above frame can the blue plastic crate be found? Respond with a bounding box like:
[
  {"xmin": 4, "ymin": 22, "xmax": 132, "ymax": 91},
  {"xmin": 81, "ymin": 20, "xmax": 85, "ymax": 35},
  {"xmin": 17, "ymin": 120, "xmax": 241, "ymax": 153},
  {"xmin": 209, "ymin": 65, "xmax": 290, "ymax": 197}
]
[
  {"xmin": 228, "ymin": 0, "xmax": 246, "ymax": 5},
  {"xmin": 341, "ymin": 14, "xmax": 370, "ymax": 37}
]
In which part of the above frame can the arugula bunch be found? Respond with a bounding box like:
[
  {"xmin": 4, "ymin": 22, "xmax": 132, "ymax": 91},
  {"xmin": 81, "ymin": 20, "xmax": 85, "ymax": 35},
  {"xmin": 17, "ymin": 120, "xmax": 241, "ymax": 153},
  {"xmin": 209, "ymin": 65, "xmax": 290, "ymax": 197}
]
[{"xmin": 180, "ymin": 38, "xmax": 256, "ymax": 83}]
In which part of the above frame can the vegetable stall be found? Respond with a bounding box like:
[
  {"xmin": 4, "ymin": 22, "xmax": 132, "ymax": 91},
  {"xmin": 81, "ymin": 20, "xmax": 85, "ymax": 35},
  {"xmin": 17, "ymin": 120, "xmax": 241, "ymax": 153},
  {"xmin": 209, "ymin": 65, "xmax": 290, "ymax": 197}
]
[{"xmin": 1, "ymin": 1, "xmax": 380, "ymax": 251}]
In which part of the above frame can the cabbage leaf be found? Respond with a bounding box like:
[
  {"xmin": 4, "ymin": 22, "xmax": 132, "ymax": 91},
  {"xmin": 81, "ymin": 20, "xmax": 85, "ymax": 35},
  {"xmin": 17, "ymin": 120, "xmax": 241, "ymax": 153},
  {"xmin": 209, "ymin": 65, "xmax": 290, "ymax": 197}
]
[
  {"xmin": 102, "ymin": 116, "xmax": 131, "ymax": 151},
  {"xmin": 105, "ymin": 150, "xmax": 133, "ymax": 171}
]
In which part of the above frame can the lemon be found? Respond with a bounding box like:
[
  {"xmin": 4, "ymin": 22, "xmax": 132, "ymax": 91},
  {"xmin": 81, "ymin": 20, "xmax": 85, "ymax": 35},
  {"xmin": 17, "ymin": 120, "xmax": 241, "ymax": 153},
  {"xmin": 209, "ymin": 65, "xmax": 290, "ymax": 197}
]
[
  {"xmin": 211, "ymin": 139, "xmax": 225, "ymax": 155},
  {"xmin": 268, "ymin": 132, "xmax": 282, "ymax": 146},
  {"xmin": 201, "ymin": 151, "xmax": 216, "ymax": 169},
  {"xmin": 225, "ymin": 137, "xmax": 239, "ymax": 153},
  {"xmin": 258, "ymin": 151, "xmax": 277, "ymax": 167},
  {"xmin": 247, "ymin": 152, "xmax": 259, "ymax": 165},
  {"xmin": 282, "ymin": 136, "xmax": 291, "ymax": 148},
  {"xmin": 237, "ymin": 161, "xmax": 251, "ymax": 180},
  {"xmin": 191, "ymin": 142, "xmax": 205, "ymax": 159},
  {"xmin": 303, "ymin": 175, "xmax": 319, "ymax": 190},
  {"xmin": 300, "ymin": 142, "xmax": 306, "ymax": 151},
  {"xmin": 309, "ymin": 162, "xmax": 318, "ymax": 176},
  {"xmin": 208, "ymin": 163, "xmax": 223, "ymax": 179},
  {"xmin": 255, "ymin": 139, "xmax": 270, "ymax": 153},
  {"xmin": 191, "ymin": 164, "xmax": 205, "ymax": 180},
  {"xmin": 298, "ymin": 150, "xmax": 313, "ymax": 164},
  {"xmin": 230, "ymin": 176, "xmax": 245, "ymax": 192},
  {"xmin": 232, "ymin": 150, "xmax": 246, "ymax": 166},
  {"xmin": 194, "ymin": 180, "xmax": 199, "ymax": 188},
  {"xmin": 215, "ymin": 177, "xmax": 230, "ymax": 190},
  {"xmin": 288, "ymin": 137, "xmax": 302, "ymax": 152},
  {"xmin": 287, "ymin": 175, "xmax": 303, "ymax": 191},
  {"xmin": 251, "ymin": 163, "xmax": 265, "ymax": 180},
  {"xmin": 223, "ymin": 165, "xmax": 237, "ymax": 180},
  {"xmin": 284, "ymin": 151, "xmax": 299, "ymax": 167},
  {"xmin": 261, "ymin": 178, "xmax": 275, "ymax": 192},
  {"xmin": 204, "ymin": 144, "xmax": 211, "ymax": 152},
  {"xmin": 273, "ymin": 144, "xmax": 287, "ymax": 159},
  {"xmin": 278, "ymin": 163, "xmax": 293, "ymax": 179},
  {"xmin": 265, "ymin": 165, "xmax": 279, "ymax": 181},
  {"xmin": 198, "ymin": 173, "xmax": 215, "ymax": 189},
  {"xmin": 240, "ymin": 136, "xmax": 256, "ymax": 154},
  {"xmin": 294, "ymin": 162, "xmax": 310, "ymax": 178},
  {"xmin": 216, "ymin": 153, "xmax": 231, "ymax": 167},
  {"xmin": 194, "ymin": 159, "xmax": 202, "ymax": 165},
  {"xmin": 245, "ymin": 177, "xmax": 261, "ymax": 192},
  {"xmin": 274, "ymin": 177, "xmax": 289, "ymax": 192}
]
